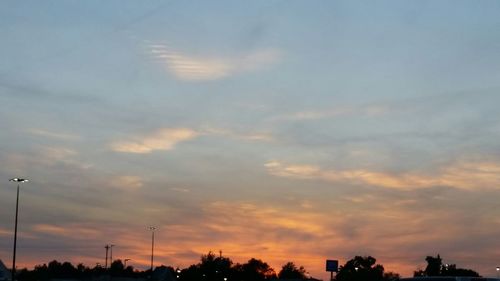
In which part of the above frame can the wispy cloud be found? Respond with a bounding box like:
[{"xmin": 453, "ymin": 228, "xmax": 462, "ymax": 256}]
[
  {"xmin": 25, "ymin": 129, "xmax": 81, "ymax": 141},
  {"xmin": 32, "ymin": 224, "xmax": 74, "ymax": 236},
  {"xmin": 4, "ymin": 147, "xmax": 93, "ymax": 179},
  {"xmin": 2, "ymin": 146, "xmax": 91, "ymax": 178},
  {"xmin": 110, "ymin": 127, "xmax": 273, "ymax": 154},
  {"xmin": 111, "ymin": 176, "xmax": 144, "ymax": 190},
  {"xmin": 0, "ymin": 228, "xmax": 11, "ymax": 237},
  {"xmin": 40, "ymin": 147, "xmax": 78, "ymax": 162},
  {"xmin": 38, "ymin": 146, "xmax": 93, "ymax": 169},
  {"xmin": 201, "ymin": 127, "xmax": 275, "ymax": 142},
  {"xmin": 170, "ymin": 187, "xmax": 190, "ymax": 193},
  {"xmin": 265, "ymin": 160, "xmax": 500, "ymax": 190},
  {"xmin": 111, "ymin": 128, "xmax": 198, "ymax": 154},
  {"xmin": 32, "ymin": 224, "xmax": 101, "ymax": 238},
  {"xmin": 272, "ymin": 104, "xmax": 390, "ymax": 121},
  {"xmin": 149, "ymin": 43, "xmax": 281, "ymax": 81},
  {"xmin": 204, "ymin": 201, "xmax": 325, "ymax": 235}
]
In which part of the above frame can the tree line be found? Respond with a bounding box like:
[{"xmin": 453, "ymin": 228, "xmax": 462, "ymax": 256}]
[
  {"xmin": 16, "ymin": 252, "xmax": 308, "ymax": 281},
  {"xmin": 15, "ymin": 252, "xmax": 480, "ymax": 281}
]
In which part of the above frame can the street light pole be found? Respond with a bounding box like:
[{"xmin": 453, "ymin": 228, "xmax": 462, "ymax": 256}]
[
  {"xmin": 9, "ymin": 178, "xmax": 28, "ymax": 281},
  {"xmin": 105, "ymin": 245, "xmax": 110, "ymax": 269},
  {"xmin": 110, "ymin": 244, "xmax": 115, "ymax": 265},
  {"xmin": 149, "ymin": 226, "xmax": 156, "ymax": 274}
]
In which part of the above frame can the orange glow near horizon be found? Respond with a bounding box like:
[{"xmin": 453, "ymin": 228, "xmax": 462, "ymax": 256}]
[
  {"xmin": 3, "ymin": 161, "xmax": 500, "ymax": 280},
  {"xmin": 0, "ymin": 213, "xmax": 367, "ymax": 279},
  {"xmin": 7, "ymin": 243, "xmax": 430, "ymax": 281}
]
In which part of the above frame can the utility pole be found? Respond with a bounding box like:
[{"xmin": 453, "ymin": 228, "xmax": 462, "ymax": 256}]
[{"xmin": 105, "ymin": 245, "xmax": 110, "ymax": 269}]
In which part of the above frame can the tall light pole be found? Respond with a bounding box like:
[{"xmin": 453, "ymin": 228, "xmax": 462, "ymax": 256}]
[
  {"xmin": 110, "ymin": 244, "xmax": 115, "ymax": 265},
  {"xmin": 105, "ymin": 245, "xmax": 110, "ymax": 269},
  {"xmin": 148, "ymin": 226, "xmax": 156, "ymax": 274},
  {"xmin": 9, "ymin": 178, "xmax": 28, "ymax": 281}
]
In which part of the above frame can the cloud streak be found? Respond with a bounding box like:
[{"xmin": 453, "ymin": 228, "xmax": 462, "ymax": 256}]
[
  {"xmin": 110, "ymin": 127, "xmax": 273, "ymax": 154},
  {"xmin": 32, "ymin": 224, "xmax": 101, "ymax": 238},
  {"xmin": 265, "ymin": 160, "xmax": 500, "ymax": 190},
  {"xmin": 272, "ymin": 105, "xmax": 390, "ymax": 122},
  {"xmin": 25, "ymin": 129, "xmax": 81, "ymax": 141},
  {"xmin": 111, "ymin": 176, "xmax": 144, "ymax": 190},
  {"xmin": 149, "ymin": 43, "xmax": 281, "ymax": 81},
  {"xmin": 111, "ymin": 128, "xmax": 198, "ymax": 154},
  {"xmin": 201, "ymin": 127, "xmax": 275, "ymax": 142}
]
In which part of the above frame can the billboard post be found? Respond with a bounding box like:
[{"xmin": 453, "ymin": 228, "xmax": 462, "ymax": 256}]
[{"xmin": 326, "ymin": 260, "xmax": 338, "ymax": 281}]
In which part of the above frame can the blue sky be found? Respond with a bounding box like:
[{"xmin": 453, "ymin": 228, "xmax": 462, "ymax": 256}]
[{"xmin": 1, "ymin": 1, "xmax": 500, "ymax": 279}]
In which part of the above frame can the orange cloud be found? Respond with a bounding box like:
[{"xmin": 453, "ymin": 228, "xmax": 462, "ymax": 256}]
[
  {"xmin": 0, "ymin": 227, "xmax": 11, "ymax": 237},
  {"xmin": 32, "ymin": 224, "xmax": 101, "ymax": 238},
  {"xmin": 7, "ymin": 182, "xmax": 490, "ymax": 279},
  {"xmin": 111, "ymin": 128, "xmax": 198, "ymax": 154},
  {"xmin": 265, "ymin": 160, "xmax": 500, "ymax": 190},
  {"xmin": 6, "ymin": 192, "xmax": 499, "ymax": 279}
]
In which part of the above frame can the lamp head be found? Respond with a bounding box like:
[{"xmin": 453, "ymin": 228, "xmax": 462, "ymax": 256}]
[{"xmin": 9, "ymin": 178, "xmax": 29, "ymax": 183}]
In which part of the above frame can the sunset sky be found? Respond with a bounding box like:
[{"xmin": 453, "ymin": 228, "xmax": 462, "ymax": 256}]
[{"xmin": 2, "ymin": 1, "xmax": 500, "ymax": 280}]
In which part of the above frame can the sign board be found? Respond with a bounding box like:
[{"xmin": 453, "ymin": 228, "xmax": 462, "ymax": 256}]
[{"xmin": 326, "ymin": 260, "xmax": 338, "ymax": 272}]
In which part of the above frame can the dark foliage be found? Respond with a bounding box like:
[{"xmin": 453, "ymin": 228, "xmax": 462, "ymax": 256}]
[
  {"xmin": 413, "ymin": 254, "xmax": 480, "ymax": 277},
  {"xmin": 233, "ymin": 258, "xmax": 277, "ymax": 281},
  {"xmin": 335, "ymin": 256, "xmax": 387, "ymax": 281},
  {"xmin": 17, "ymin": 259, "xmax": 143, "ymax": 281},
  {"xmin": 277, "ymin": 262, "xmax": 308, "ymax": 280}
]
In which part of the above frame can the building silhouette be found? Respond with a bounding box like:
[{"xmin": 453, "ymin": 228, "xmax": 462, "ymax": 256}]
[{"xmin": 0, "ymin": 259, "xmax": 10, "ymax": 281}]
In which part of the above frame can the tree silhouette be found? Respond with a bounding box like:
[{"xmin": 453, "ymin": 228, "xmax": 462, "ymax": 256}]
[
  {"xmin": 335, "ymin": 256, "xmax": 386, "ymax": 281},
  {"xmin": 278, "ymin": 262, "xmax": 308, "ymax": 280},
  {"xmin": 109, "ymin": 259, "xmax": 131, "ymax": 276},
  {"xmin": 45, "ymin": 260, "xmax": 79, "ymax": 279},
  {"xmin": 16, "ymin": 260, "xmax": 146, "ymax": 281},
  {"xmin": 180, "ymin": 264, "xmax": 203, "ymax": 281},
  {"xmin": 383, "ymin": 271, "xmax": 401, "ymax": 281},
  {"xmin": 414, "ymin": 255, "xmax": 480, "ymax": 277},
  {"xmin": 233, "ymin": 258, "xmax": 277, "ymax": 281},
  {"xmin": 31, "ymin": 264, "xmax": 49, "ymax": 281},
  {"xmin": 179, "ymin": 251, "xmax": 233, "ymax": 281},
  {"xmin": 425, "ymin": 255, "xmax": 442, "ymax": 276},
  {"xmin": 443, "ymin": 264, "xmax": 480, "ymax": 277}
]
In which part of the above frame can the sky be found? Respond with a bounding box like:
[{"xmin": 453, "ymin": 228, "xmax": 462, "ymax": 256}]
[{"xmin": 1, "ymin": 1, "xmax": 500, "ymax": 280}]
